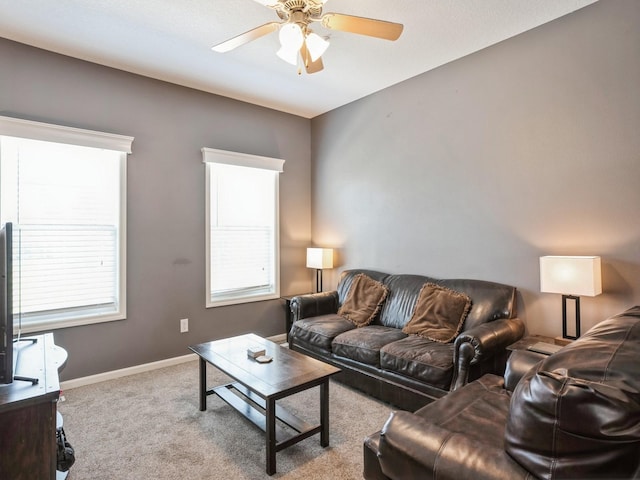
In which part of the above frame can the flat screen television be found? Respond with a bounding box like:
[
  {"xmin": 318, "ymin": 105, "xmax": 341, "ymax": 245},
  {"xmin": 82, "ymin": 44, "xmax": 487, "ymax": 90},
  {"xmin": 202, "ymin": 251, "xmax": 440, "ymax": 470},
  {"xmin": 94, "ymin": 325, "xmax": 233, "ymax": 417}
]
[{"xmin": 0, "ymin": 222, "xmax": 13, "ymax": 384}]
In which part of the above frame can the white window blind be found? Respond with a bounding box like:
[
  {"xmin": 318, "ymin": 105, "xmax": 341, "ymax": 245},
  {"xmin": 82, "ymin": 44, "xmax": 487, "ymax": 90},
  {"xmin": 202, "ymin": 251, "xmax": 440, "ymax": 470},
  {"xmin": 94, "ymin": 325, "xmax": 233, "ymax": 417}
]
[
  {"xmin": 14, "ymin": 225, "xmax": 117, "ymax": 314},
  {"xmin": 0, "ymin": 116, "xmax": 132, "ymax": 332},
  {"xmin": 202, "ymin": 148, "xmax": 284, "ymax": 307}
]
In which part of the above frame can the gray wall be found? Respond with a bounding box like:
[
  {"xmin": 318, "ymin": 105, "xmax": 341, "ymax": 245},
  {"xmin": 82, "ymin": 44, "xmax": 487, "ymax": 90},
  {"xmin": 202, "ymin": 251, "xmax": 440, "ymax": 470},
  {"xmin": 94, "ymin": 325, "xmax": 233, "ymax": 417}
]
[
  {"xmin": 0, "ymin": 39, "xmax": 312, "ymax": 380},
  {"xmin": 310, "ymin": 0, "xmax": 640, "ymax": 337}
]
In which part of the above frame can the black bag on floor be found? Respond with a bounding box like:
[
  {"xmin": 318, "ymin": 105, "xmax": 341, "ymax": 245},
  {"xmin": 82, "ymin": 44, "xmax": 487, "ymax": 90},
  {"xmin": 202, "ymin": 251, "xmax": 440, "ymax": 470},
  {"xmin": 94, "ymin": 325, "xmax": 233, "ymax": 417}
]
[{"xmin": 56, "ymin": 426, "xmax": 76, "ymax": 472}]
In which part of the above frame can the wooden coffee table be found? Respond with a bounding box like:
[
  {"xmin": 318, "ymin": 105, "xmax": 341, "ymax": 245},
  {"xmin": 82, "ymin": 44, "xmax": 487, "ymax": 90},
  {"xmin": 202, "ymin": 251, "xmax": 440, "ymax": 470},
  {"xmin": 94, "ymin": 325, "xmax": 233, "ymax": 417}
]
[{"xmin": 189, "ymin": 333, "xmax": 341, "ymax": 475}]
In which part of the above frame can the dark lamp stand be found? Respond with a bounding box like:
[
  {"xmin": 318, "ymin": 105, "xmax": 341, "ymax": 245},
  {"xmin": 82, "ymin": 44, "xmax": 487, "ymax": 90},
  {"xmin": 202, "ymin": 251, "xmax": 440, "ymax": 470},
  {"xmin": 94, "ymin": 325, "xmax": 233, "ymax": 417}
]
[
  {"xmin": 315, "ymin": 269, "xmax": 323, "ymax": 293},
  {"xmin": 562, "ymin": 294, "xmax": 581, "ymax": 340}
]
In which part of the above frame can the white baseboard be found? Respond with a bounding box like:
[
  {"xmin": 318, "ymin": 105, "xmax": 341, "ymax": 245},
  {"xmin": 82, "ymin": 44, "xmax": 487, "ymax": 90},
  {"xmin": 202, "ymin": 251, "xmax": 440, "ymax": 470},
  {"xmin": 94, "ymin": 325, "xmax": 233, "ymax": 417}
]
[
  {"xmin": 60, "ymin": 333, "xmax": 288, "ymax": 391},
  {"xmin": 60, "ymin": 353, "xmax": 198, "ymax": 391}
]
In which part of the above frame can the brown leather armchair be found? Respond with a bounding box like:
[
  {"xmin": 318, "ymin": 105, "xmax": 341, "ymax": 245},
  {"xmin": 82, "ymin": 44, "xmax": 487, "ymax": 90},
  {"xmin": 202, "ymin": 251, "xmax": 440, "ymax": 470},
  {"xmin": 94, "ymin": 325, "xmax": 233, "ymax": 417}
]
[{"xmin": 364, "ymin": 307, "xmax": 640, "ymax": 480}]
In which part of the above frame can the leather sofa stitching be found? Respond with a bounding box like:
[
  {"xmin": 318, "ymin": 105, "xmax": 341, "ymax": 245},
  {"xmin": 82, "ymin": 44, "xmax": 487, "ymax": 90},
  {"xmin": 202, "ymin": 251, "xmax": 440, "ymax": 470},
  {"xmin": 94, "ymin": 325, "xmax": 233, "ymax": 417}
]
[
  {"xmin": 600, "ymin": 326, "xmax": 633, "ymax": 383},
  {"xmin": 550, "ymin": 376, "xmax": 570, "ymax": 479},
  {"xmin": 432, "ymin": 430, "xmax": 454, "ymax": 480}
]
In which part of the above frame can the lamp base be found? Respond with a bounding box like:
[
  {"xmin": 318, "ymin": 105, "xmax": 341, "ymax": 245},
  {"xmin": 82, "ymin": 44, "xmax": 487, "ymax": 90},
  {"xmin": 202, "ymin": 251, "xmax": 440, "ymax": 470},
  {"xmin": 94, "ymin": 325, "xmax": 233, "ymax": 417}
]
[
  {"xmin": 562, "ymin": 294, "xmax": 581, "ymax": 340},
  {"xmin": 315, "ymin": 269, "xmax": 323, "ymax": 293}
]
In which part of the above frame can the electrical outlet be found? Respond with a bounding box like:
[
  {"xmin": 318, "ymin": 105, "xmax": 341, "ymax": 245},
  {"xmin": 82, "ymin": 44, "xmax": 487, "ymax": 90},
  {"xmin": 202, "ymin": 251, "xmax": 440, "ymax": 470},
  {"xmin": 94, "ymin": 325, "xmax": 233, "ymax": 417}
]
[{"xmin": 180, "ymin": 318, "xmax": 189, "ymax": 333}]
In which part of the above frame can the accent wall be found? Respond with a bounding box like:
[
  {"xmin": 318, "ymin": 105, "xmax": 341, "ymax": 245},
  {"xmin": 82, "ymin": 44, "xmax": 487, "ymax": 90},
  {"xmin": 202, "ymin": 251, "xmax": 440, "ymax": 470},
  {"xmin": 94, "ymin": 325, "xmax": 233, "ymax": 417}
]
[{"xmin": 310, "ymin": 0, "xmax": 640, "ymax": 337}]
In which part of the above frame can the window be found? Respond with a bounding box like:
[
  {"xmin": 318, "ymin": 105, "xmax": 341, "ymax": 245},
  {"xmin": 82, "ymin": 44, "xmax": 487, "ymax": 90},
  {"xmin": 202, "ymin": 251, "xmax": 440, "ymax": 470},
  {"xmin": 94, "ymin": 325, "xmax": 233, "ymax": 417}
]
[
  {"xmin": 203, "ymin": 148, "xmax": 284, "ymax": 307},
  {"xmin": 0, "ymin": 116, "xmax": 133, "ymax": 332}
]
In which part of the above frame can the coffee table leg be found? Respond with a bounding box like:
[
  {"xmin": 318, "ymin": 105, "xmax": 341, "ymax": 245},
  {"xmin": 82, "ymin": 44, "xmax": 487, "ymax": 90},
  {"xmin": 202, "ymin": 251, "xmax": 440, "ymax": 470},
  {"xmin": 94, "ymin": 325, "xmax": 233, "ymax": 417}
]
[
  {"xmin": 199, "ymin": 357, "xmax": 207, "ymax": 411},
  {"xmin": 320, "ymin": 380, "xmax": 329, "ymax": 447},
  {"xmin": 266, "ymin": 398, "xmax": 276, "ymax": 475}
]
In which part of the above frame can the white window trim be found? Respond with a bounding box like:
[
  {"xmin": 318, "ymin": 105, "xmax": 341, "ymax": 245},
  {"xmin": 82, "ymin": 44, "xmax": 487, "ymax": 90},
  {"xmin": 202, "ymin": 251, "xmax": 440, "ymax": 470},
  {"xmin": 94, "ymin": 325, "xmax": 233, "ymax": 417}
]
[
  {"xmin": 0, "ymin": 116, "xmax": 133, "ymax": 153},
  {"xmin": 0, "ymin": 115, "xmax": 133, "ymax": 333},
  {"xmin": 202, "ymin": 148, "xmax": 284, "ymax": 308}
]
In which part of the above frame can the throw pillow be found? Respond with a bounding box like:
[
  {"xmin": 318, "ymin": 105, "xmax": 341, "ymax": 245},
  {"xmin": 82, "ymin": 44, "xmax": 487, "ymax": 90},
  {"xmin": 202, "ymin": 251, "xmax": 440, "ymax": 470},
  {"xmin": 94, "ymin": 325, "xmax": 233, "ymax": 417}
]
[
  {"xmin": 402, "ymin": 283, "xmax": 471, "ymax": 343},
  {"xmin": 338, "ymin": 273, "xmax": 389, "ymax": 327}
]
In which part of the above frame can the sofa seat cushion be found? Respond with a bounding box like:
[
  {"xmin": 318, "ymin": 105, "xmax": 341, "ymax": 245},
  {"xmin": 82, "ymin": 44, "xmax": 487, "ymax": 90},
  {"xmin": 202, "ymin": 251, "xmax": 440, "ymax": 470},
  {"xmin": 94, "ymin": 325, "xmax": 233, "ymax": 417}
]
[
  {"xmin": 290, "ymin": 314, "xmax": 355, "ymax": 353},
  {"xmin": 415, "ymin": 374, "xmax": 511, "ymax": 444},
  {"xmin": 332, "ymin": 326, "xmax": 407, "ymax": 367},
  {"xmin": 505, "ymin": 310, "xmax": 640, "ymax": 480},
  {"xmin": 413, "ymin": 374, "xmax": 511, "ymax": 443},
  {"xmin": 380, "ymin": 335, "xmax": 455, "ymax": 390},
  {"xmin": 377, "ymin": 375, "xmax": 531, "ymax": 480}
]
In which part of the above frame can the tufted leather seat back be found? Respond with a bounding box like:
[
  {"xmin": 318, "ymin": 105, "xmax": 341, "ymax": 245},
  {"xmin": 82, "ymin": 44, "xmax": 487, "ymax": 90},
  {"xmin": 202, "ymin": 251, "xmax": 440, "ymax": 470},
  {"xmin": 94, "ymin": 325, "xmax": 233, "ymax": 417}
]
[
  {"xmin": 336, "ymin": 269, "xmax": 517, "ymax": 331},
  {"xmin": 437, "ymin": 278, "xmax": 517, "ymax": 330}
]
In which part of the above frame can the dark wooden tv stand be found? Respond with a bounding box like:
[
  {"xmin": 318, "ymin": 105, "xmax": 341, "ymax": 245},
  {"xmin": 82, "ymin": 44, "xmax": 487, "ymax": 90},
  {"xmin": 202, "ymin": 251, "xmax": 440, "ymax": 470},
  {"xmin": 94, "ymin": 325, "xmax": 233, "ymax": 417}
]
[{"xmin": 0, "ymin": 333, "xmax": 68, "ymax": 480}]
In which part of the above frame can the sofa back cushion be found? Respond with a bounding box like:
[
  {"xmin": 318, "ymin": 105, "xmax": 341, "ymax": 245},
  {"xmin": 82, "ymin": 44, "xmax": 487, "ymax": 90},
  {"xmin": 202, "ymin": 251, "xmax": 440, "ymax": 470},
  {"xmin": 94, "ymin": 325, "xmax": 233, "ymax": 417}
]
[
  {"xmin": 504, "ymin": 308, "xmax": 640, "ymax": 479},
  {"xmin": 377, "ymin": 274, "xmax": 435, "ymax": 328},
  {"xmin": 436, "ymin": 279, "xmax": 516, "ymax": 330},
  {"xmin": 336, "ymin": 270, "xmax": 517, "ymax": 331}
]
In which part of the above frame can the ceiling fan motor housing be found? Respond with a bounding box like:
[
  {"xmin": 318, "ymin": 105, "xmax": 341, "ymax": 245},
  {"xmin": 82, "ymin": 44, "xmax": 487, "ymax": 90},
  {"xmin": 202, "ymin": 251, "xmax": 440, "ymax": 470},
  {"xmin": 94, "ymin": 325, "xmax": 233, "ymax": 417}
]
[{"xmin": 276, "ymin": 0, "xmax": 323, "ymax": 21}]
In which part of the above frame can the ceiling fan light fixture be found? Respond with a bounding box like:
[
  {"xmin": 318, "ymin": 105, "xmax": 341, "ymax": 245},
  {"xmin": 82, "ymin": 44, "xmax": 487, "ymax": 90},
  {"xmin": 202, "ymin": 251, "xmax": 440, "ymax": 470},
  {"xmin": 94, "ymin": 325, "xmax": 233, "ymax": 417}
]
[
  {"xmin": 215, "ymin": 0, "xmax": 404, "ymax": 75},
  {"xmin": 305, "ymin": 32, "xmax": 329, "ymax": 62},
  {"xmin": 278, "ymin": 23, "xmax": 304, "ymax": 51},
  {"xmin": 276, "ymin": 45, "xmax": 299, "ymax": 65}
]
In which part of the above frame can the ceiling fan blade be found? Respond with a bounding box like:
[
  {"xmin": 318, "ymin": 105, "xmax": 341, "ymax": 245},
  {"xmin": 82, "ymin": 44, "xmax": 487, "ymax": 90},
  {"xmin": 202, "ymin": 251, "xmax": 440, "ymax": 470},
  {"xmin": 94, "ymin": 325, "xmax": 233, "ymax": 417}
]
[
  {"xmin": 321, "ymin": 13, "xmax": 403, "ymax": 41},
  {"xmin": 300, "ymin": 42, "xmax": 324, "ymax": 74},
  {"xmin": 212, "ymin": 22, "xmax": 281, "ymax": 53},
  {"xmin": 253, "ymin": 0, "xmax": 280, "ymax": 7}
]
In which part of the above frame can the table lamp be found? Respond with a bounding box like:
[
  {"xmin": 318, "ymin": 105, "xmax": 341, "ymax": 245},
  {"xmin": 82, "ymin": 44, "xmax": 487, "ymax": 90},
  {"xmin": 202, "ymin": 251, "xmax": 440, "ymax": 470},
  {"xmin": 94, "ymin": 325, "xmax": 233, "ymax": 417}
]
[
  {"xmin": 540, "ymin": 255, "xmax": 602, "ymax": 340},
  {"xmin": 306, "ymin": 248, "xmax": 334, "ymax": 293}
]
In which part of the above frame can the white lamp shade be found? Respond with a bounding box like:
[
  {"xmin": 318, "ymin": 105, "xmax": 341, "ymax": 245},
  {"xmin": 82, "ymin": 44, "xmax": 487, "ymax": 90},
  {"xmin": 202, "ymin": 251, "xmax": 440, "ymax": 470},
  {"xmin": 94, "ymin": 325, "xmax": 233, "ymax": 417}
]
[
  {"xmin": 306, "ymin": 248, "xmax": 334, "ymax": 269},
  {"xmin": 540, "ymin": 256, "xmax": 602, "ymax": 297}
]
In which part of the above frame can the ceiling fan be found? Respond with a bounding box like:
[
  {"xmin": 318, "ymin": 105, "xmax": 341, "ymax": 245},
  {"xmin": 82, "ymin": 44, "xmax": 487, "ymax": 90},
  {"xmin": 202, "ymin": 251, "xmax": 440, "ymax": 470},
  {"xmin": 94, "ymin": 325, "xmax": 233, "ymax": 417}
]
[{"xmin": 212, "ymin": 0, "xmax": 404, "ymax": 74}]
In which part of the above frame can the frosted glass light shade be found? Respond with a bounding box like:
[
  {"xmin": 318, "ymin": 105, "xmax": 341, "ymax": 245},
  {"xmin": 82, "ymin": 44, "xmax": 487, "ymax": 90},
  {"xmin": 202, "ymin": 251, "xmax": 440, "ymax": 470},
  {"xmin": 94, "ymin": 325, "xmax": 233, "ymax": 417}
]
[
  {"xmin": 305, "ymin": 32, "xmax": 329, "ymax": 61},
  {"xmin": 306, "ymin": 248, "xmax": 334, "ymax": 269},
  {"xmin": 540, "ymin": 256, "xmax": 602, "ymax": 297},
  {"xmin": 277, "ymin": 23, "xmax": 304, "ymax": 65},
  {"xmin": 276, "ymin": 46, "xmax": 299, "ymax": 65},
  {"xmin": 279, "ymin": 23, "xmax": 304, "ymax": 51}
]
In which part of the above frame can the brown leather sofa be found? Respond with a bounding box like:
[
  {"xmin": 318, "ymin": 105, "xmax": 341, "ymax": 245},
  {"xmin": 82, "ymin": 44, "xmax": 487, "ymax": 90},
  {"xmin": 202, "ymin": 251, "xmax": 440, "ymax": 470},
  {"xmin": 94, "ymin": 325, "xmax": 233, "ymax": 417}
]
[
  {"xmin": 289, "ymin": 269, "xmax": 524, "ymax": 411},
  {"xmin": 364, "ymin": 306, "xmax": 640, "ymax": 480}
]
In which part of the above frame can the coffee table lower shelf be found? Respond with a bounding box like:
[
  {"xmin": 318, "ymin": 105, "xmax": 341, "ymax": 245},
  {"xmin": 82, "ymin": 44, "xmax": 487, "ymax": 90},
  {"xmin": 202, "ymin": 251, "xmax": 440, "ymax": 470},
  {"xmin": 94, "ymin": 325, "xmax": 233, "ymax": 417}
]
[{"xmin": 210, "ymin": 382, "xmax": 323, "ymax": 451}]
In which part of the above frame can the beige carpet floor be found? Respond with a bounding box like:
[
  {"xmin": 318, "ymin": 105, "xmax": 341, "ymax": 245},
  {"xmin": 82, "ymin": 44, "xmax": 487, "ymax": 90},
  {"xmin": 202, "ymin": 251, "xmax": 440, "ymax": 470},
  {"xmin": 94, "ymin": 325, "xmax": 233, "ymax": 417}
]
[{"xmin": 58, "ymin": 359, "xmax": 395, "ymax": 479}]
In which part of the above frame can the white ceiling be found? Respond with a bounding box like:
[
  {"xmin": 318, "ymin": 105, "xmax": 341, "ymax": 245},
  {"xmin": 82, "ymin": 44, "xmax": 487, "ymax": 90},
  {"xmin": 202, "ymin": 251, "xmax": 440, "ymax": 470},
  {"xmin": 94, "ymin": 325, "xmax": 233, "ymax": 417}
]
[{"xmin": 0, "ymin": 0, "xmax": 597, "ymax": 119}]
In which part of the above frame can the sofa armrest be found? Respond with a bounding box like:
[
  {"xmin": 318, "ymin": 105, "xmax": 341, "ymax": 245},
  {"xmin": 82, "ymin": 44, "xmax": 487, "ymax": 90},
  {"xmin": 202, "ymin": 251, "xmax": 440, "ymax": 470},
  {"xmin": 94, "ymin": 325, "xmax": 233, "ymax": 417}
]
[
  {"xmin": 503, "ymin": 350, "xmax": 545, "ymax": 392},
  {"xmin": 451, "ymin": 317, "xmax": 525, "ymax": 390},
  {"xmin": 378, "ymin": 411, "xmax": 529, "ymax": 480},
  {"xmin": 289, "ymin": 291, "xmax": 339, "ymax": 323}
]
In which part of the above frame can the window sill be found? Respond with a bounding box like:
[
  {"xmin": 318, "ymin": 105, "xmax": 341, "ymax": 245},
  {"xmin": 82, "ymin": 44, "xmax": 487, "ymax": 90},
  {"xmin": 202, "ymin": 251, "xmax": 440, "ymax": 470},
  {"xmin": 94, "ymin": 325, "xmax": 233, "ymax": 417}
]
[
  {"xmin": 206, "ymin": 292, "xmax": 280, "ymax": 308},
  {"xmin": 14, "ymin": 312, "xmax": 126, "ymax": 334}
]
